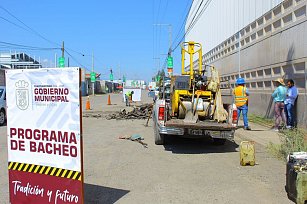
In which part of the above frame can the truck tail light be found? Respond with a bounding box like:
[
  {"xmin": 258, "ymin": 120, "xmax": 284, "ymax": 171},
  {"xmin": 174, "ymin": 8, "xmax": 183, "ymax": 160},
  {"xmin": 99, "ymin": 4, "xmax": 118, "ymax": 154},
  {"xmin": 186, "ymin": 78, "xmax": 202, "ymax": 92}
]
[
  {"xmin": 232, "ymin": 109, "xmax": 238, "ymax": 125},
  {"xmin": 158, "ymin": 106, "xmax": 165, "ymax": 121}
]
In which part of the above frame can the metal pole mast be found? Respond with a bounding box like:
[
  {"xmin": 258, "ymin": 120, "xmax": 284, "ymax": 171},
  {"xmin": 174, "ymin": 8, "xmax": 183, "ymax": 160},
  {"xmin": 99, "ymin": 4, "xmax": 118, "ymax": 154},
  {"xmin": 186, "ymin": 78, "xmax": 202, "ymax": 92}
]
[
  {"xmin": 61, "ymin": 41, "xmax": 64, "ymax": 58},
  {"xmin": 153, "ymin": 23, "xmax": 172, "ymax": 65},
  {"xmin": 92, "ymin": 52, "xmax": 95, "ymax": 96},
  {"xmin": 168, "ymin": 24, "xmax": 172, "ymax": 55},
  {"xmin": 55, "ymin": 53, "xmax": 57, "ymax": 68}
]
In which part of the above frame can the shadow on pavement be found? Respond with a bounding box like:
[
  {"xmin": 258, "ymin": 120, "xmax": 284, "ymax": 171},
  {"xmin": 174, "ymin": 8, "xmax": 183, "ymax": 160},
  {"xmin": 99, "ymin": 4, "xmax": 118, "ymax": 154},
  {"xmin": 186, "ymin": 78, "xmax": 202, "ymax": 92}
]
[
  {"xmin": 163, "ymin": 137, "xmax": 239, "ymax": 154},
  {"xmin": 84, "ymin": 183, "xmax": 129, "ymax": 204}
]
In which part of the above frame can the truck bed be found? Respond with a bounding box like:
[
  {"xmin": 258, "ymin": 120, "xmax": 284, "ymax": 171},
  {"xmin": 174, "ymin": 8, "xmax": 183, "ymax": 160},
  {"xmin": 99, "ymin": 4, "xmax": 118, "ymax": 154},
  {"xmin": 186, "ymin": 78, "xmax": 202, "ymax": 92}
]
[{"xmin": 165, "ymin": 119, "xmax": 235, "ymax": 131}]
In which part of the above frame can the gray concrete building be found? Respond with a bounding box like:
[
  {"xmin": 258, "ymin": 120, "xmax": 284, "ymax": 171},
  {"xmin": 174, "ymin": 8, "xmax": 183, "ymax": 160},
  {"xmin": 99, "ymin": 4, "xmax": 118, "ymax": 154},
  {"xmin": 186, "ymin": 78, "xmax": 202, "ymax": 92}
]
[
  {"xmin": 0, "ymin": 52, "xmax": 42, "ymax": 69},
  {"xmin": 186, "ymin": 0, "xmax": 307, "ymax": 127},
  {"xmin": 0, "ymin": 52, "xmax": 43, "ymax": 86}
]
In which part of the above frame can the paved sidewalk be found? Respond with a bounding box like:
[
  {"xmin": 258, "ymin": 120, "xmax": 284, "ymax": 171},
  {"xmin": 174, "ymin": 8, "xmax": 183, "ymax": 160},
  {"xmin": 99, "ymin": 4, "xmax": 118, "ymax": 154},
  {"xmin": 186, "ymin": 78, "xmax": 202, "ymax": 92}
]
[{"xmin": 235, "ymin": 122, "xmax": 281, "ymax": 147}]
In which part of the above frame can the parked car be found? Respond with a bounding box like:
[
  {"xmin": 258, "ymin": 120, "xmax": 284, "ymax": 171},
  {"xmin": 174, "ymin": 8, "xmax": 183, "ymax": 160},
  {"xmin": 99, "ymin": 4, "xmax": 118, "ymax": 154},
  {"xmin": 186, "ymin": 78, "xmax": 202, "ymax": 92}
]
[{"xmin": 0, "ymin": 86, "xmax": 6, "ymax": 126}]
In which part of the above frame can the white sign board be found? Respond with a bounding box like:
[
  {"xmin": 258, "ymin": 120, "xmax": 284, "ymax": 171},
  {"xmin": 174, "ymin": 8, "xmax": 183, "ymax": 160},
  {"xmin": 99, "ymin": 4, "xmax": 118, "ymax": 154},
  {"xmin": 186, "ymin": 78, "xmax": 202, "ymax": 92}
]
[
  {"xmin": 123, "ymin": 88, "xmax": 142, "ymax": 102},
  {"xmin": 6, "ymin": 68, "xmax": 83, "ymax": 203}
]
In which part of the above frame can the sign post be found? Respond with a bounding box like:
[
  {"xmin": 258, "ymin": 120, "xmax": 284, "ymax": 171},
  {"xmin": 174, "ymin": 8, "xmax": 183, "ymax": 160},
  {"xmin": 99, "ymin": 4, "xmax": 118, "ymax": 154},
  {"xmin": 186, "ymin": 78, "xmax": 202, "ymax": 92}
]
[
  {"xmin": 167, "ymin": 56, "xmax": 173, "ymax": 76},
  {"xmin": 167, "ymin": 56, "xmax": 173, "ymax": 68},
  {"xmin": 90, "ymin": 72, "xmax": 96, "ymax": 83},
  {"xmin": 6, "ymin": 68, "xmax": 84, "ymax": 204},
  {"xmin": 90, "ymin": 72, "xmax": 96, "ymax": 95},
  {"xmin": 110, "ymin": 73, "xmax": 113, "ymax": 93}
]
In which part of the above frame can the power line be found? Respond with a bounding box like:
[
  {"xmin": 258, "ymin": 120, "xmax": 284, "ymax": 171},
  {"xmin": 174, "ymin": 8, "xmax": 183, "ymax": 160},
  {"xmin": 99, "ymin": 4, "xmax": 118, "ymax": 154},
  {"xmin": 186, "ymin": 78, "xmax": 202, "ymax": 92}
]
[
  {"xmin": 153, "ymin": 0, "xmax": 163, "ymax": 73},
  {"xmin": 64, "ymin": 50, "xmax": 91, "ymax": 72},
  {"xmin": 0, "ymin": 6, "xmax": 60, "ymax": 47},
  {"xmin": 171, "ymin": 0, "xmax": 205, "ymax": 52},
  {"xmin": 65, "ymin": 48, "xmax": 86, "ymax": 56},
  {"xmin": 0, "ymin": 16, "xmax": 29, "ymax": 32},
  {"xmin": 0, "ymin": 41, "xmax": 59, "ymax": 50},
  {"xmin": 160, "ymin": 0, "xmax": 169, "ymax": 23},
  {"xmin": 173, "ymin": 0, "xmax": 206, "ymax": 51},
  {"xmin": 0, "ymin": 6, "xmax": 88, "ymax": 57},
  {"xmin": 171, "ymin": 0, "xmax": 213, "ymax": 52},
  {"xmin": 186, "ymin": 0, "xmax": 213, "ymax": 36},
  {"xmin": 0, "ymin": 47, "xmax": 58, "ymax": 51},
  {"xmin": 158, "ymin": 0, "xmax": 212, "ymax": 71},
  {"xmin": 155, "ymin": 0, "xmax": 162, "ymax": 24},
  {"xmin": 171, "ymin": 0, "xmax": 195, "ymax": 51}
]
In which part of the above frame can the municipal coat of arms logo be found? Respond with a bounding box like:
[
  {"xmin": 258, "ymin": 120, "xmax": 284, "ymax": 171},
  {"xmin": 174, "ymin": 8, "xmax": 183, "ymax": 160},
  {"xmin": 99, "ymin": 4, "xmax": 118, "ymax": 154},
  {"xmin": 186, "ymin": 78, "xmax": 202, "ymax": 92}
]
[{"xmin": 15, "ymin": 80, "xmax": 29, "ymax": 110}]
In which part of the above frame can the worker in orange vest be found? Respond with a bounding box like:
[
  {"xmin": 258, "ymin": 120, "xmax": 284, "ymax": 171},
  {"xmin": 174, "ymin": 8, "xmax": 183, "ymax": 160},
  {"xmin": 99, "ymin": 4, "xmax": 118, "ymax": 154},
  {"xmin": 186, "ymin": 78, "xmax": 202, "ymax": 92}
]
[{"xmin": 233, "ymin": 78, "xmax": 251, "ymax": 130}]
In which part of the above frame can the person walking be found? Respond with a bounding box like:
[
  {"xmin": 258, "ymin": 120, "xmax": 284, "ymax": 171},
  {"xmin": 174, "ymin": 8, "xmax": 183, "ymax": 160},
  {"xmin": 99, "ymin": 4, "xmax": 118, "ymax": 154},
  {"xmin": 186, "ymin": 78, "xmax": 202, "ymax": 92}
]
[
  {"xmin": 125, "ymin": 91, "xmax": 131, "ymax": 106},
  {"xmin": 284, "ymin": 79, "xmax": 298, "ymax": 129},
  {"xmin": 233, "ymin": 78, "xmax": 251, "ymax": 130},
  {"xmin": 272, "ymin": 78, "xmax": 287, "ymax": 131}
]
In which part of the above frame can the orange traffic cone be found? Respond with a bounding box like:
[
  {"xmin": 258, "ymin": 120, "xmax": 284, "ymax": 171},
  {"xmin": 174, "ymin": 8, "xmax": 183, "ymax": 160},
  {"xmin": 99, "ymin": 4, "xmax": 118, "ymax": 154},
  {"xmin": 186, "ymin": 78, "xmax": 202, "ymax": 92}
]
[
  {"xmin": 86, "ymin": 96, "xmax": 91, "ymax": 110},
  {"xmin": 107, "ymin": 95, "xmax": 111, "ymax": 105}
]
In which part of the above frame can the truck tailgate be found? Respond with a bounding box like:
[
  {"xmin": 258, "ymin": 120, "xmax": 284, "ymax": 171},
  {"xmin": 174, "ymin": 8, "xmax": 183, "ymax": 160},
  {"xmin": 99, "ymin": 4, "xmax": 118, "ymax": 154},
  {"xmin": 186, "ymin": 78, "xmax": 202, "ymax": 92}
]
[{"xmin": 165, "ymin": 119, "xmax": 235, "ymax": 131}]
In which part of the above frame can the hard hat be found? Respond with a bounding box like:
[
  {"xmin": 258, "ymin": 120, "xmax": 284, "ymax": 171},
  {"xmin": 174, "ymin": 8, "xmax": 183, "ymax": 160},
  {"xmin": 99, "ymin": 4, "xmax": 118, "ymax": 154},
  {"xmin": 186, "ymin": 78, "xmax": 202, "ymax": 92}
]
[{"xmin": 236, "ymin": 78, "xmax": 245, "ymax": 85}]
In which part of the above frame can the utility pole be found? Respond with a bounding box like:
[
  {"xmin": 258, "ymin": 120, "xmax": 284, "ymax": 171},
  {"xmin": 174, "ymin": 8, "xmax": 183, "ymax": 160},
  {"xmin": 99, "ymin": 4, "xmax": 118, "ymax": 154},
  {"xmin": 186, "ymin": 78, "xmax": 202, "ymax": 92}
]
[
  {"xmin": 153, "ymin": 24, "xmax": 172, "ymax": 55},
  {"xmin": 59, "ymin": 41, "xmax": 65, "ymax": 68},
  {"xmin": 61, "ymin": 41, "xmax": 64, "ymax": 58},
  {"xmin": 153, "ymin": 24, "xmax": 172, "ymax": 72},
  {"xmin": 54, "ymin": 53, "xmax": 57, "ymax": 68},
  {"xmin": 92, "ymin": 52, "xmax": 95, "ymax": 96},
  {"xmin": 153, "ymin": 57, "xmax": 160, "ymax": 72},
  {"xmin": 110, "ymin": 68, "xmax": 113, "ymax": 93},
  {"xmin": 168, "ymin": 25, "xmax": 172, "ymax": 55},
  {"xmin": 118, "ymin": 62, "xmax": 121, "ymax": 80}
]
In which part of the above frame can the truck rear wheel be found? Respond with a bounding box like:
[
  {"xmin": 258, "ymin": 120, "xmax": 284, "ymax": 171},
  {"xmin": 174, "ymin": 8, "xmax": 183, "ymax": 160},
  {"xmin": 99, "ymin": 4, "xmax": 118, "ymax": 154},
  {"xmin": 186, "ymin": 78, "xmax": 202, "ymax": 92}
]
[
  {"xmin": 0, "ymin": 109, "xmax": 5, "ymax": 126},
  {"xmin": 153, "ymin": 120, "xmax": 164, "ymax": 145},
  {"xmin": 212, "ymin": 138, "xmax": 226, "ymax": 145}
]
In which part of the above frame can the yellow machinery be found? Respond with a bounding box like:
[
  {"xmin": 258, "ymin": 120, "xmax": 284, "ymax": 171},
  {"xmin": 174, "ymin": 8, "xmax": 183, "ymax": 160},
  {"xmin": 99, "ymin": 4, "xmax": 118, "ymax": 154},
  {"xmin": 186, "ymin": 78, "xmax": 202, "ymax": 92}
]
[{"xmin": 171, "ymin": 41, "xmax": 213, "ymax": 120}]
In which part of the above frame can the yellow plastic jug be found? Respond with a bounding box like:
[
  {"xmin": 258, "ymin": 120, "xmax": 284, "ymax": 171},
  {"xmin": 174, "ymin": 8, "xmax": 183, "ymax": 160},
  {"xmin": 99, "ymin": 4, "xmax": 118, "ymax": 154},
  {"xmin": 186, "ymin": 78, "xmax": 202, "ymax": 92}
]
[{"xmin": 240, "ymin": 141, "xmax": 255, "ymax": 166}]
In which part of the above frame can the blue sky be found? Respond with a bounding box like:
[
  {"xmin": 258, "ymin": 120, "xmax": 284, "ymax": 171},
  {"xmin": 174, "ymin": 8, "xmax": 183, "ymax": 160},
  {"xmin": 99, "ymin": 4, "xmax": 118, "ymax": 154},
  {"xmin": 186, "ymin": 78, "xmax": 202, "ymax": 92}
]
[{"xmin": 0, "ymin": 0, "xmax": 192, "ymax": 82}]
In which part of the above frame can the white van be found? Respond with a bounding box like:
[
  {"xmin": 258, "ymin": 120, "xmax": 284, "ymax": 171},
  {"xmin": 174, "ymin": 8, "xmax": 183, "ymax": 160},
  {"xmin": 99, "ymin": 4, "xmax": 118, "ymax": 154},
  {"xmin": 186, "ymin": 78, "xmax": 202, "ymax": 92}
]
[{"xmin": 0, "ymin": 86, "xmax": 6, "ymax": 126}]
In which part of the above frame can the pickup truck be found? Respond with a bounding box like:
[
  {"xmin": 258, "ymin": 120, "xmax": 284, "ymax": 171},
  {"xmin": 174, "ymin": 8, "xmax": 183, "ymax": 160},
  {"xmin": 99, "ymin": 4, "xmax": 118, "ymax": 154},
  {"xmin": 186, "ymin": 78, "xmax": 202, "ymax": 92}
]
[
  {"xmin": 152, "ymin": 42, "xmax": 237, "ymax": 145},
  {"xmin": 152, "ymin": 78, "xmax": 237, "ymax": 146}
]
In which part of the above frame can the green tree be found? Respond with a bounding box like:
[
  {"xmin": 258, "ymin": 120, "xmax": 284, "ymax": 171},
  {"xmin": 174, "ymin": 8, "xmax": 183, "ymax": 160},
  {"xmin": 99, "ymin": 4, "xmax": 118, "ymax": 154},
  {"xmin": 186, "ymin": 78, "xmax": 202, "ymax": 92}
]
[{"xmin": 154, "ymin": 69, "xmax": 166, "ymax": 86}]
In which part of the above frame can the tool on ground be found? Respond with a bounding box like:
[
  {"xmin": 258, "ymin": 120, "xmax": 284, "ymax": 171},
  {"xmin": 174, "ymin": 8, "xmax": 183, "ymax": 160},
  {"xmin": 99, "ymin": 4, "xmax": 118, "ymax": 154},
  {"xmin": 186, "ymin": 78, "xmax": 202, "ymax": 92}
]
[
  {"xmin": 239, "ymin": 141, "xmax": 255, "ymax": 166},
  {"xmin": 83, "ymin": 113, "xmax": 101, "ymax": 118},
  {"xmin": 119, "ymin": 134, "xmax": 148, "ymax": 148},
  {"xmin": 145, "ymin": 104, "xmax": 154, "ymax": 127},
  {"xmin": 286, "ymin": 152, "xmax": 307, "ymax": 204},
  {"xmin": 86, "ymin": 96, "xmax": 91, "ymax": 110}
]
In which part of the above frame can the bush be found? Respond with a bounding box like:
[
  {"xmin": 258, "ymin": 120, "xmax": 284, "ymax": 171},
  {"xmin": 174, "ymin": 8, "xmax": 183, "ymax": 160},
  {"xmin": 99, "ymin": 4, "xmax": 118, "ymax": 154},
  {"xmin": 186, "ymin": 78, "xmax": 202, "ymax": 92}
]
[
  {"xmin": 249, "ymin": 114, "xmax": 274, "ymax": 128},
  {"xmin": 267, "ymin": 129, "xmax": 307, "ymax": 161}
]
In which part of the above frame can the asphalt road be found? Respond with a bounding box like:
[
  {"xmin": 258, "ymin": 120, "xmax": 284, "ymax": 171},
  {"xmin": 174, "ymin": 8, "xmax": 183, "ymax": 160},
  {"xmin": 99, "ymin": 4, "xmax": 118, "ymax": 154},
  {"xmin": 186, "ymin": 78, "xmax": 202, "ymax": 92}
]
[{"xmin": 0, "ymin": 91, "xmax": 291, "ymax": 204}]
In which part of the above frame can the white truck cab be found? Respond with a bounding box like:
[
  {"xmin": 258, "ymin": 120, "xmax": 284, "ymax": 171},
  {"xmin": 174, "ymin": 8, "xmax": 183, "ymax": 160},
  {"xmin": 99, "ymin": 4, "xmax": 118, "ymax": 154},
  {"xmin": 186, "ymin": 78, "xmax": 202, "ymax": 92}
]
[{"xmin": 0, "ymin": 86, "xmax": 6, "ymax": 126}]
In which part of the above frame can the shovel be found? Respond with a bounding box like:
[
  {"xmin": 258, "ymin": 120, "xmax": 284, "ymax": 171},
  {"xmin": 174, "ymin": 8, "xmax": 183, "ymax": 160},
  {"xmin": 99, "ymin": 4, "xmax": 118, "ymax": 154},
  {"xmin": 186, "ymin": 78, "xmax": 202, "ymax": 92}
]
[{"xmin": 184, "ymin": 92, "xmax": 200, "ymax": 124}]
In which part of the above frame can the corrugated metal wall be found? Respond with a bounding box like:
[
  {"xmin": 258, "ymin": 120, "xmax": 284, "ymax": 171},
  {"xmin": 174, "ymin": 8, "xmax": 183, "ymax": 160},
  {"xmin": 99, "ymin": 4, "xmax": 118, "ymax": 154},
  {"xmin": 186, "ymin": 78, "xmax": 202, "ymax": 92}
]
[
  {"xmin": 185, "ymin": 0, "xmax": 307, "ymax": 127},
  {"xmin": 186, "ymin": 0, "xmax": 283, "ymax": 54}
]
